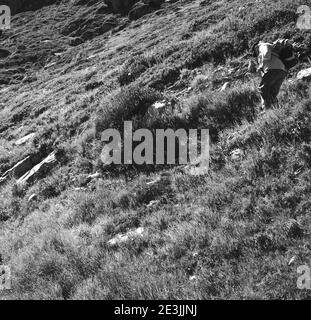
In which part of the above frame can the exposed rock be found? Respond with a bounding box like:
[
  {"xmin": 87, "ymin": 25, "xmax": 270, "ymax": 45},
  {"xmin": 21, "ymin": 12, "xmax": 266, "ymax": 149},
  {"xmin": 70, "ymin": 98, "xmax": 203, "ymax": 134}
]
[
  {"xmin": 230, "ymin": 148, "xmax": 244, "ymax": 161},
  {"xmin": 17, "ymin": 151, "xmax": 57, "ymax": 185},
  {"xmin": 175, "ymin": 87, "xmax": 192, "ymax": 97},
  {"xmin": 87, "ymin": 172, "xmax": 101, "ymax": 180},
  {"xmin": 0, "ymin": 153, "xmax": 42, "ymax": 184},
  {"xmin": 219, "ymin": 81, "xmax": 230, "ymax": 91},
  {"xmin": 146, "ymin": 98, "xmax": 180, "ymax": 119},
  {"xmin": 28, "ymin": 193, "xmax": 38, "ymax": 202},
  {"xmin": 107, "ymin": 227, "xmax": 145, "ymax": 246},
  {"xmin": 14, "ymin": 133, "xmax": 36, "ymax": 146},
  {"xmin": 297, "ymin": 67, "xmax": 311, "ymax": 81},
  {"xmin": 74, "ymin": 187, "xmax": 87, "ymax": 191},
  {"xmin": 146, "ymin": 177, "xmax": 161, "ymax": 186},
  {"xmin": 288, "ymin": 256, "xmax": 296, "ymax": 266},
  {"xmin": 152, "ymin": 100, "xmax": 168, "ymax": 113},
  {"xmin": 146, "ymin": 200, "xmax": 160, "ymax": 207}
]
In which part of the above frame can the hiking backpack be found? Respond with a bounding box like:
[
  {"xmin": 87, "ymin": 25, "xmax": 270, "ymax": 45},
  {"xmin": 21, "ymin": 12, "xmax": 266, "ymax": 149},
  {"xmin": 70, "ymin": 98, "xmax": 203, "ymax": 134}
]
[{"xmin": 278, "ymin": 44, "xmax": 299, "ymax": 70}]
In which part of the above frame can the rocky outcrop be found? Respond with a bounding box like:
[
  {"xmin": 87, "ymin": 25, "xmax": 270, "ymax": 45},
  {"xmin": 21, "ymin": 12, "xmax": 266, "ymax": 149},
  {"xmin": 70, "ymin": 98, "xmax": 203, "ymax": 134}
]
[
  {"xmin": 0, "ymin": 151, "xmax": 57, "ymax": 186},
  {"xmin": 17, "ymin": 151, "xmax": 57, "ymax": 185},
  {"xmin": 0, "ymin": 153, "xmax": 42, "ymax": 185},
  {"xmin": 2, "ymin": 155, "xmax": 40, "ymax": 179}
]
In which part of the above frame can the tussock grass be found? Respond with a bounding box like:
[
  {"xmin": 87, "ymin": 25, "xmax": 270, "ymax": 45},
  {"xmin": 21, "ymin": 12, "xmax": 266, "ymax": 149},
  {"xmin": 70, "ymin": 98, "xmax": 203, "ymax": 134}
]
[
  {"xmin": 187, "ymin": 85, "xmax": 259, "ymax": 141},
  {"xmin": 1, "ymin": 0, "xmax": 311, "ymax": 300}
]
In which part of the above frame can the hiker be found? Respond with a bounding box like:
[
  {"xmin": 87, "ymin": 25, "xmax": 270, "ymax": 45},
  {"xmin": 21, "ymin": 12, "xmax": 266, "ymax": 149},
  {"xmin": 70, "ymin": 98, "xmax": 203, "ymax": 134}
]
[{"xmin": 250, "ymin": 39, "xmax": 299, "ymax": 113}]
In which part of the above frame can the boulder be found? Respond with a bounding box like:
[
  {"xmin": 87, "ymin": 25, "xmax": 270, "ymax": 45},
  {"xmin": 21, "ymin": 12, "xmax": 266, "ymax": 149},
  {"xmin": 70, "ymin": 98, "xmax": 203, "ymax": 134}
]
[
  {"xmin": 297, "ymin": 67, "xmax": 311, "ymax": 81},
  {"xmin": 151, "ymin": 100, "xmax": 168, "ymax": 113},
  {"xmin": 107, "ymin": 227, "xmax": 145, "ymax": 246}
]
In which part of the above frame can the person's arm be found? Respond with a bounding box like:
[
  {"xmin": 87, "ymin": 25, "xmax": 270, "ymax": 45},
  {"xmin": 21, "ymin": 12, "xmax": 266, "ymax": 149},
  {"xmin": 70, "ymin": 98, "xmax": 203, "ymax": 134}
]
[{"xmin": 273, "ymin": 39, "xmax": 292, "ymax": 52}]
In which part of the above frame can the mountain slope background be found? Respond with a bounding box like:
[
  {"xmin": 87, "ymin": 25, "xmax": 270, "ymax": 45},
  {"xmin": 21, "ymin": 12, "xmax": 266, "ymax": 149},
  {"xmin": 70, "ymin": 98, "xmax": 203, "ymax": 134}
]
[{"xmin": 0, "ymin": 0, "xmax": 311, "ymax": 299}]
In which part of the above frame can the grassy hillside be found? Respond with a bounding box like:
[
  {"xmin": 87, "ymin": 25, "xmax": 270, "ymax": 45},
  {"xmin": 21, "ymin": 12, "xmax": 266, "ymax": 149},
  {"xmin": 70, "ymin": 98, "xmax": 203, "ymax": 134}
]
[{"xmin": 0, "ymin": 0, "xmax": 311, "ymax": 299}]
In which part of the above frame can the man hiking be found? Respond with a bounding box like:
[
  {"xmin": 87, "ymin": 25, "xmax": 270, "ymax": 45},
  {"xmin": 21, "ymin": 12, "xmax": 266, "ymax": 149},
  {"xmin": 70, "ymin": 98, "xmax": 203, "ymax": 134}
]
[{"xmin": 250, "ymin": 39, "xmax": 299, "ymax": 114}]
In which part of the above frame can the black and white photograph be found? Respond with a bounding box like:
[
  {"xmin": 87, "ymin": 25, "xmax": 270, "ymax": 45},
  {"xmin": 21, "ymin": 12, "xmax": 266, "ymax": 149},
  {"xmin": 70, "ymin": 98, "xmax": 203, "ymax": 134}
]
[{"xmin": 0, "ymin": 0, "xmax": 311, "ymax": 307}]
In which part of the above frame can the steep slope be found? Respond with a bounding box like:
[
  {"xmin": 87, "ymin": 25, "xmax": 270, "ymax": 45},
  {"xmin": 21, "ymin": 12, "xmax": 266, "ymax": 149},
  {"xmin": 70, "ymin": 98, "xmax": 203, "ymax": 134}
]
[{"xmin": 0, "ymin": 0, "xmax": 311, "ymax": 299}]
